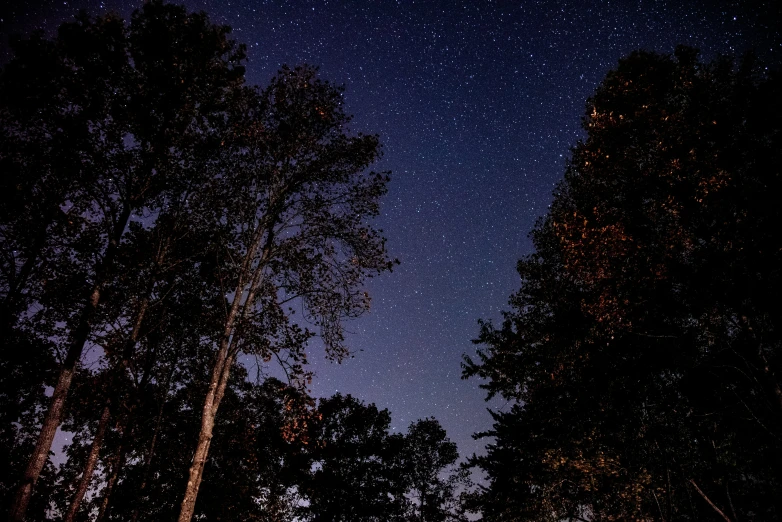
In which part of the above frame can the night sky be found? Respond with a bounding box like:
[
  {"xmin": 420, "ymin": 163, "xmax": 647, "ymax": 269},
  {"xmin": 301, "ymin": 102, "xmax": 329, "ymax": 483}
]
[{"xmin": 2, "ymin": 0, "xmax": 779, "ymax": 463}]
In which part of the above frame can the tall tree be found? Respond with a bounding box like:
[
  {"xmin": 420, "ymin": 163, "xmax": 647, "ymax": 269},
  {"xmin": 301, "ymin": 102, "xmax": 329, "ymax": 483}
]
[
  {"xmin": 176, "ymin": 65, "xmax": 395, "ymax": 522},
  {"xmin": 1, "ymin": 3, "xmax": 246, "ymax": 519},
  {"xmin": 55, "ymin": 172, "xmax": 237, "ymax": 521},
  {"xmin": 464, "ymin": 47, "xmax": 782, "ymax": 521}
]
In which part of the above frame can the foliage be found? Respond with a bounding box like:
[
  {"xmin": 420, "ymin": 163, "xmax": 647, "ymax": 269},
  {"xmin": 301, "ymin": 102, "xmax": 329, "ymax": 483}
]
[
  {"xmin": 304, "ymin": 393, "xmax": 404, "ymax": 521},
  {"xmin": 303, "ymin": 395, "xmax": 469, "ymax": 522},
  {"xmin": 0, "ymin": 2, "xmax": 468, "ymax": 520},
  {"xmin": 464, "ymin": 47, "xmax": 782, "ymax": 521},
  {"xmin": 402, "ymin": 418, "xmax": 471, "ymax": 522},
  {"xmin": 1, "ymin": 2, "xmax": 245, "ymax": 518}
]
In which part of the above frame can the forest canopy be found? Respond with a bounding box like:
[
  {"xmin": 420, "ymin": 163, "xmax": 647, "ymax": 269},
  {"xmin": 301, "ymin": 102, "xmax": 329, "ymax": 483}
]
[
  {"xmin": 0, "ymin": 2, "xmax": 473, "ymax": 521},
  {"xmin": 464, "ymin": 47, "xmax": 782, "ymax": 521}
]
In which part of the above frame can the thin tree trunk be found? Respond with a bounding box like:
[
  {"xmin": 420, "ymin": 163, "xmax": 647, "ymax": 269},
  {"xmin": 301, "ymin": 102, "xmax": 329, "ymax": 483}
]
[
  {"xmin": 178, "ymin": 250, "xmax": 269, "ymax": 521},
  {"xmin": 177, "ymin": 215, "xmax": 278, "ymax": 522},
  {"xmin": 62, "ymin": 281, "xmax": 155, "ymax": 522},
  {"xmin": 9, "ymin": 205, "xmax": 132, "ymax": 522},
  {"xmin": 652, "ymin": 490, "xmax": 666, "ymax": 522},
  {"xmin": 726, "ymin": 483, "xmax": 739, "ymax": 522},
  {"xmin": 9, "ymin": 305, "xmax": 92, "ymax": 522},
  {"xmin": 64, "ymin": 230, "xmax": 167, "ymax": 522},
  {"xmin": 95, "ymin": 401, "xmax": 140, "ymax": 522},
  {"xmin": 176, "ymin": 342, "xmax": 236, "ymax": 522},
  {"xmin": 130, "ymin": 362, "xmax": 178, "ymax": 522},
  {"xmin": 689, "ymin": 479, "xmax": 732, "ymax": 522},
  {"xmin": 63, "ymin": 402, "xmax": 111, "ymax": 522},
  {"xmin": 95, "ymin": 437, "xmax": 125, "ymax": 522}
]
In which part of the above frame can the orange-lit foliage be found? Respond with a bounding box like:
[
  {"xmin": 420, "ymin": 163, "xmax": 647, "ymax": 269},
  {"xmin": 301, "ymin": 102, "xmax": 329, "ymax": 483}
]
[
  {"xmin": 465, "ymin": 47, "xmax": 782, "ymax": 521},
  {"xmin": 280, "ymin": 390, "xmax": 319, "ymax": 446}
]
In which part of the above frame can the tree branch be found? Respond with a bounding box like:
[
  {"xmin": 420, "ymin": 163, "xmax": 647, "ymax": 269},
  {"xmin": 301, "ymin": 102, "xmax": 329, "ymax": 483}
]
[{"xmin": 688, "ymin": 479, "xmax": 732, "ymax": 522}]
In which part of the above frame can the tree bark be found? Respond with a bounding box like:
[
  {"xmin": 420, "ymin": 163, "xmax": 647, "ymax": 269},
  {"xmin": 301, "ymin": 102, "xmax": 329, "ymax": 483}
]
[
  {"xmin": 9, "ymin": 205, "xmax": 131, "ymax": 522},
  {"xmin": 176, "ymin": 195, "xmax": 284, "ymax": 522},
  {"xmin": 176, "ymin": 340, "xmax": 236, "ymax": 522},
  {"xmin": 177, "ymin": 234, "xmax": 272, "ymax": 522},
  {"xmin": 63, "ymin": 402, "xmax": 111, "ymax": 522},
  {"xmin": 63, "ymin": 276, "xmax": 154, "ymax": 522}
]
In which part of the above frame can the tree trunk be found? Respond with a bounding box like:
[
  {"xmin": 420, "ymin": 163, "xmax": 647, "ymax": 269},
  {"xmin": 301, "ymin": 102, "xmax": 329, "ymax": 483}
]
[
  {"xmin": 95, "ymin": 403, "xmax": 139, "ymax": 522},
  {"xmin": 9, "ymin": 342, "xmax": 80, "ymax": 522},
  {"xmin": 131, "ymin": 362, "xmax": 178, "ymax": 522},
  {"xmin": 63, "ymin": 402, "xmax": 111, "ymax": 522},
  {"xmin": 95, "ymin": 436, "xmax": 125, "ymax": 522},
  {"xmin": 64, "ymin": 284, "xmax": 153, "ymax": 522},
  {"xmin": 177, "ymin": 343, "xmax": 236, "ymax": 522},
  {"xmin": 9, "ymin": 205, "xmax": 131, "ymax": 522},
  {"xmin": 178, "ymin": 265, "xmax": 264, "ymax": 521},
  {"xmin": 689, "ymin": 479, "xmax": 733, "ymax": 522},
  {"xmin": 177, "ymin": 222, "xmax": 274, "ymax": 522}
]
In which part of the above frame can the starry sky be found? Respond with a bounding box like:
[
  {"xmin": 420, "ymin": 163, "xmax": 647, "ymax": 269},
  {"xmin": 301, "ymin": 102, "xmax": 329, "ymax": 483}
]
[{"xmin": 2, "ymin": 0, "xmax": 780, "ymax": 463}]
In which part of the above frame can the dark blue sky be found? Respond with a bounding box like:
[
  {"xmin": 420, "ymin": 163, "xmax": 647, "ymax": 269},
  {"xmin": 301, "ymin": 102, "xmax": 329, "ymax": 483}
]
[{"xmin": 3, "ymin": 0, "xmax": 779, "ymax": 461}]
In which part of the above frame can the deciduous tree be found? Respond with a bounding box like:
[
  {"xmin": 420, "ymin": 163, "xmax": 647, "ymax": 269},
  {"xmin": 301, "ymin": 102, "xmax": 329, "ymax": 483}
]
[
  {"xmin": 1, "ymin": 3, "xmax": 246, "ymax": 519},
  {"xmin": 465, "ymin": 47, "xmax": 782, "ymax": 521},
  {"xmin": 176, "ymin": 65, "xmax": 395, "ymax": 522}
]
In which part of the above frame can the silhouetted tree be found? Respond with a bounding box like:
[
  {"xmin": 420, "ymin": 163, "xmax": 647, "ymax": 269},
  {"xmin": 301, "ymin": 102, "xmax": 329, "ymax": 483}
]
[
  {"xmin": 303, "ymin": 394, "xmax": 406, "ymax": 521},
  {"xmin": 1, "ymin": 4, "xmax": 458, "ymax": 522},
  {"xmin": 176, "ymin": 64, "xmax": 395, "ymax": 522},
  {"xmin": 402, "ymin": 419, "xmax": 470, "ymax": 522},
  {"xmin": 1, "ymin": 3, "xmax": 246, "ymax": 519},
  {"xmin": 464, "ymin": 47, "xmax": 782, "ymax": 521},
  {"xmin": 302, "ymin": 397, "xmax": 469, "ymax": 522}
]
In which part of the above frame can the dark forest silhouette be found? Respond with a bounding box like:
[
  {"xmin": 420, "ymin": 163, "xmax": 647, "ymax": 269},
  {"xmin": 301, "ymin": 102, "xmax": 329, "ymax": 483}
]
[
  {"xmin": 0, "ymin": 3, "xmax": 472, "ymax": 521},
  {"xmin": 1, "ymin": 1, "xmax": 780, "ymax": 521},
  {"xmin": 464, "ymin": 47, "xmax": 782, "ymax": 520}
]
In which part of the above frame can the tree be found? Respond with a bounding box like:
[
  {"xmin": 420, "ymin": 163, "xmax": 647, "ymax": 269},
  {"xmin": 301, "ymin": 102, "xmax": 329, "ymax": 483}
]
[
  {"xmin": 464, "ymin": 47, "xmax": 782, "ymax": 521},
  {"xmin": 401, "ymin": 419, "xmax": 470, "ymax": 522},
  {"xmin": 1, "ymin": 4, "xmax": 396, "ymax": 519},
  {"xmin": 302, "ymin": 397, "xmax": 469, "ymax": 522},
  {"xmin": 1, "ymin": 3, "xmax": 246, "ymax": 519},
  {"xmin": 303, "ymin": 394, "xmax": 406, "ymax": 521},
  {"xmin": 3, "ymin": 4, "xmax": 403, "ymax": 520},
  {"xmin": 176, "ymin": 65, "xmax": 396, "ymax": 522}
]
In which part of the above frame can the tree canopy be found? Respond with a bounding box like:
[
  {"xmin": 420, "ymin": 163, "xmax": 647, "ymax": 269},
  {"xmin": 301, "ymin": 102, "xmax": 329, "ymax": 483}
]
[
  {"xmin": 302, "ymin": 395, "xmax": 469, "ymax": 522},
  {"xmin": 0, "ymin": 2, "xmax": 466, "ymax": 521},
  {"xmin": 465, "ymin": 47, "xmax": 782, "ymax": 521}
]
